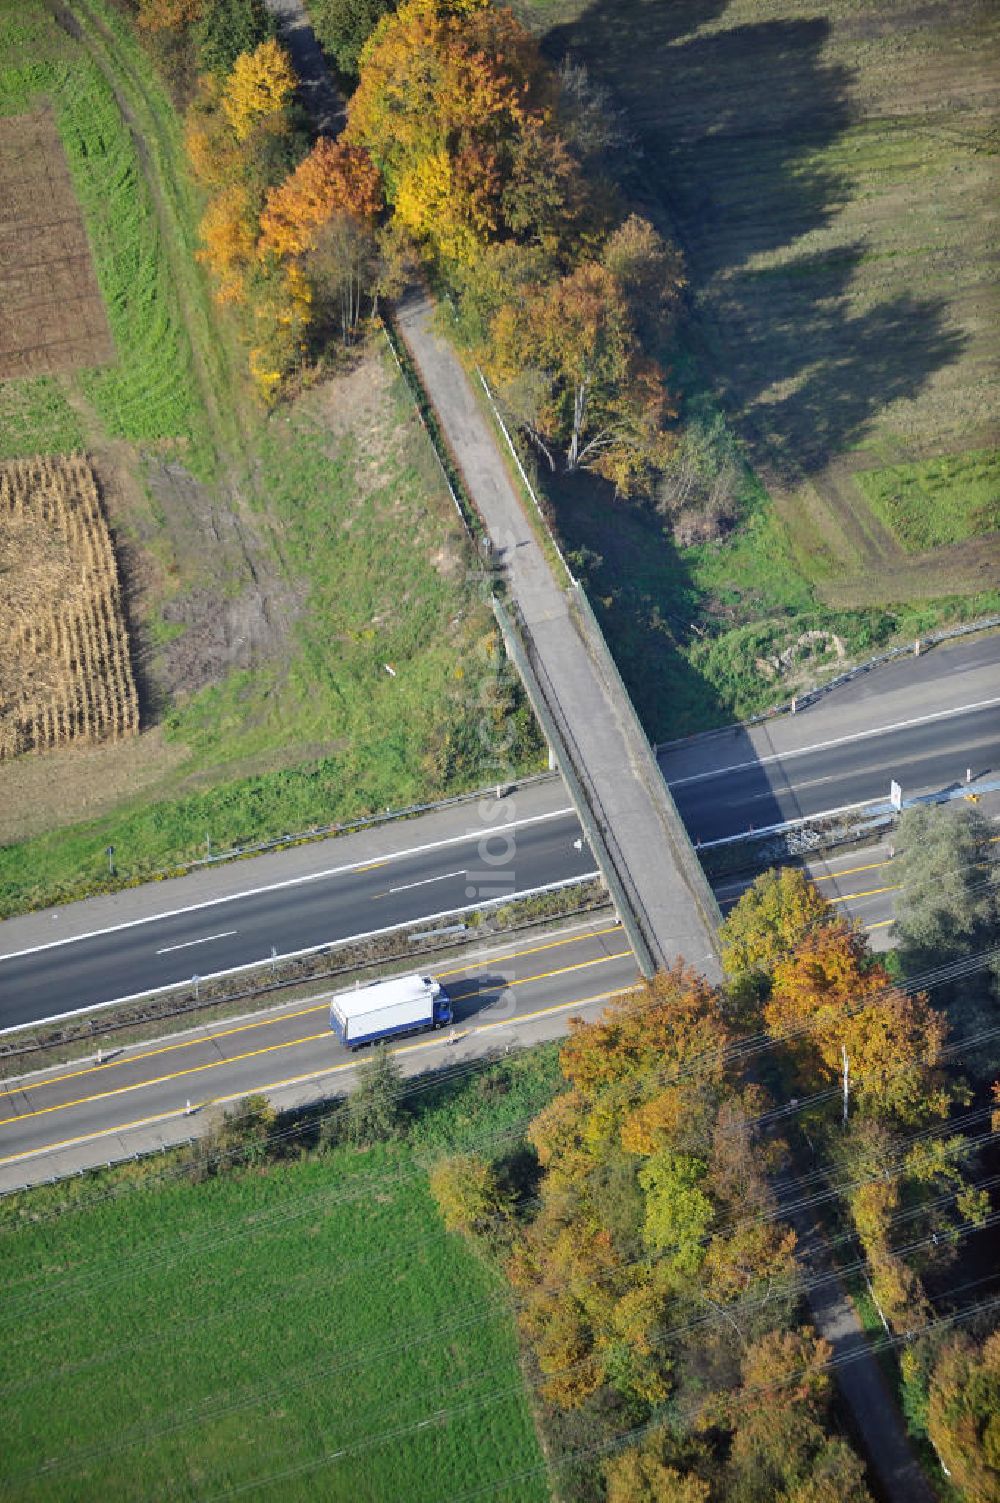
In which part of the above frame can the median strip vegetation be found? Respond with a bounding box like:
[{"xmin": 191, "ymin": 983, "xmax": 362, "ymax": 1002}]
[{"xmin": 0, "ymin": 881, "xmax": 611, "ymax": 1069}]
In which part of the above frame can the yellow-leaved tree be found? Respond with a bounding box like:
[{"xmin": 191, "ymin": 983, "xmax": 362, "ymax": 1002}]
[
  {"xmin": 221, "ymin": 38, "xmax": 297, "ymax": 142},
  {"xmin": 196, "ymin": 183, "xmax": 256, "ymax": 305}
]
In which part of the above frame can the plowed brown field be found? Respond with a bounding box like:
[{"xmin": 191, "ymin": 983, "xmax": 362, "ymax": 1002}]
[{"xmin": 0, "ymin": 104, "xmax": 114, "ymax": 380}]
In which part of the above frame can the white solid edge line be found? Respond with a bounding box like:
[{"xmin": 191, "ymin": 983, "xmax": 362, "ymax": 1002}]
[
  {"xmin": 0, "ymin": 872, "xmax": 602, "ymax": 1036},
  {"xmin": 0, "ymin": 985, "xmax": 641, "ymax": 1172},
  {"xmin": 4, "ymin": 914, "xmax": 626, "ymax": 1088},
  {"xmin": 0, "ymin": 806, "xmax": 578, "ymax": 964},
  {"xmin": 665, "ymin": 694, "xmax": 1000, "ymax": 787}
]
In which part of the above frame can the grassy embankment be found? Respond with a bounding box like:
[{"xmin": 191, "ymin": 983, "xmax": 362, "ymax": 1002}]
[
  {"xmin": 0, "ymin": 1, "xmax": 540, "ymax": 917},
  {"xmin": 510, "ymin": 0, "xmax": 1000, "ymax": 738},
  {"xmin": 0, "ymin": 1049, "xmax": 562, "ymax": 1502}
]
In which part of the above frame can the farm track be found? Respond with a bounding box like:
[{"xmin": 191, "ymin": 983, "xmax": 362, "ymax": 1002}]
[{"xmin": 47, "ymin": 0, "xmax": 248, "ymax": 463}]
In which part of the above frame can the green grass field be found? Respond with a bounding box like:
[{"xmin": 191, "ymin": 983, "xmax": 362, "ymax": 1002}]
[
  {"xmin": 0, "ymin": 1052, "xmax": 559, "ymax": 1502},
  {"xmin": 0, "ymin": 2, "xmax": 214, "ymax": 468},
  {"xmin": 856, "ymin": 449, "xmax": 1000, "ymax": 553},
  {"xmin": 0, "ymin": 375, "xmax": 86, "ymax": 460},
  {"xmin": 512, "ymin": 0, "xmax": 1000, "ymax": 734},
  {"xmin": 0, "ymin": 0, "xmax": 541, "ymax": 916}
]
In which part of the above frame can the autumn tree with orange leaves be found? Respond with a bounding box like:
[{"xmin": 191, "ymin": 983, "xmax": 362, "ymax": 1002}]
[
  {"xmin": 259, "ymin": 139, "xmax": 383, "ymax": 259},
  {"xmin": 720, "ymin": 869, "xmax": 988, "ymax": 1341},
  {"xmin": 506, "ymin": 965, "xmax": 799, "ymax": 1411},
  {"xmin": 481, "ymin": 228, "xmax": 683, "ymax": 494},
  {"xmin": 428, "ymin": 861, "xmax": 985, "ymax": 1495}
]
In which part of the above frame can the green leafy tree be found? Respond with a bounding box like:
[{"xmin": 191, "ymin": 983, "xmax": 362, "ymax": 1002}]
[
  {"xmin": 830, "ymin": 1118, "xmax": 985, "ymax": 1334},
  {"xmin": 638, "ymin": 1151, "xmax": 713, "ymax": 1276},
  {"xmin": 186, "ymin": 1092, "xmax": 277, "ymax": 1179},
  {"xmin": 893, "ymin": 803, "xmax": 1000, "ymax": 1076},
  {"xmin": 311, "ymin": 0, "xmax": 396, "ymax": 80},
  {"xmin": 719, "ymin": 868, "xmax": 838, "ymax": 989},
  {"xmin": 348, "ymin": 1044, "xmax": 404, "ymax": 1145},
  {"xmin": 893, "ymin": 804, "xmax": 997, "ymax": 965},
  {"xmin": 194, "ymin": 0, "xmax": 276, "ymax": 78},
  {"xmin": 927, "ymin": 1329, "xmax": 1000, "ymax": 1502}
]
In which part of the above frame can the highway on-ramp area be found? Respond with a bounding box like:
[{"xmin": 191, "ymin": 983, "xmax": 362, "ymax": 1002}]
[
  {"xmin": 1, "ymin": 631, "xmax": 998, "ymax": 1029},
  {"xmin": 0, "ymin": 922, "xmax": 638, "ymax": 1190}
]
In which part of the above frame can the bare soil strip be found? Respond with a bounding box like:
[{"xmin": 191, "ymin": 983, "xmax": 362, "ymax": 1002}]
[{"xmin": 0, "ymin": 105, "xmax": 114, "ymax": 379}]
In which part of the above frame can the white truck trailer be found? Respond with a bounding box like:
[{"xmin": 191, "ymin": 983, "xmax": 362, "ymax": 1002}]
[{"xmin": 329, "ymin": 973, "xmax": 453, "ymax": 1050}]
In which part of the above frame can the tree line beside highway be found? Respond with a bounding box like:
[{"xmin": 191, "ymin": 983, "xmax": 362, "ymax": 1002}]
[
  {"xmin": 428, "ymin": 804, "xmax": 1000, "ymax": 1500},
  {"xmin": 185, "ymin": 805, "xmax": 990, "ymax": 1498},
  {"xmin": 135, "ymin": 0, "xmax": 695, "ymax": 501}
]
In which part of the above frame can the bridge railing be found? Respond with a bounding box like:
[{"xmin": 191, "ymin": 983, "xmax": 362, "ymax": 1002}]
[{"xmin": 493, "ymin": 595, "xmax": 658, "ymax": 977}]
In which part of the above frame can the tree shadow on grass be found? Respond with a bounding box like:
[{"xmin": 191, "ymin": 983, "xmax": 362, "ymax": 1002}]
[
  {"xmin": 545, "ymin": 466, "xmax": 736, "ymax": 743},
  {"xmin": 544, "ymin": 0, "xmax": 968, "ymax": 474},
  {"xmin": 718, "ymin": 257, "xmax": 968, "ymax": 481}
]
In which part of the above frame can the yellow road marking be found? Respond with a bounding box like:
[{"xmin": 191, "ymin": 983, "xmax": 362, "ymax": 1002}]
[
  {"xmin": 353, "ymin": 861, "xmax": 388, "ymax": 872},
  {"xmin": 17, "ymin": 922, "xmax": 624, "ymax": 1098},
  {"xmin": 865, "ymin": 918, "xmax": 894, "ymax": 930},
  {"xmin": 0, "ymin": 949, "xmax": 632, "ymax": 1129},
  {"xmin": 829, "ymin": 883, "xmax": 900, "ymax": 903},
  {"xmin": 0, "ymin": 983, "xmax": 641, "ymax": 1170},
  {"xmin": 813, "ymin": 858, "xmax": 888, "ymax": 882}
]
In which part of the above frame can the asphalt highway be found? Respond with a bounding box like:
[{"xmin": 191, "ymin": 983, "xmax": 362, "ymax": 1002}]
[
  {"xmin": 0, "ymin": 836, "xmax": 952, "ymax": 1188},
  {"xmin": 665, "ymin": 700, "xmax": 1000, "ymax": 843},
  {"xmin": 0, "ymin": 922, "xmax": 639, "ymax": 1187},
  {"xmin": 1, "ymin": 632, "xmax": 998, "ymax": 1028},
  {"xmin": 0, "ymin": 805, "xmax": 597, "ymax": 1028}
]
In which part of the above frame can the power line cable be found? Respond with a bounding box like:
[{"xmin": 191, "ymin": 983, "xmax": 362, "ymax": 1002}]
[
  {"xmin": 5, "ymin": 934, "xmax": 994, "ymax": 1247},
  {"xmin": 13, "ymin": 1205, "xmax": 996, "ymax": 1490}
]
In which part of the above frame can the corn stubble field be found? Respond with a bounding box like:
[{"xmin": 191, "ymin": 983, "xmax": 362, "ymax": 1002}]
[
  {"xmin": 0, "ymin": 454, "xmax": 138, "ymax": 760},
  {"xmin": 0, "ymin": 0, "xmax": 543, "ymax": 914}
]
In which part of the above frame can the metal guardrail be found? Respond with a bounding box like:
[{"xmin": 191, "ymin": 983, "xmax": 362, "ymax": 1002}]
[
  {"xmin": 656, "ymin": 613, "xmax": 1000, "ymax": 755},
  {"xmin": 493, "ymin": 596, "xmax": 658, "ymax": 977},
  {"xmin": 0, "ymin": 872, "xmax": 604, "ymax": 1054},
  {"xmin": 160, "ymin": 770, "xmax": 559, "ymax": 879},
  {"xmin": 475, "ymin": 368, "xmax": 578, "ymax": 589}
]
